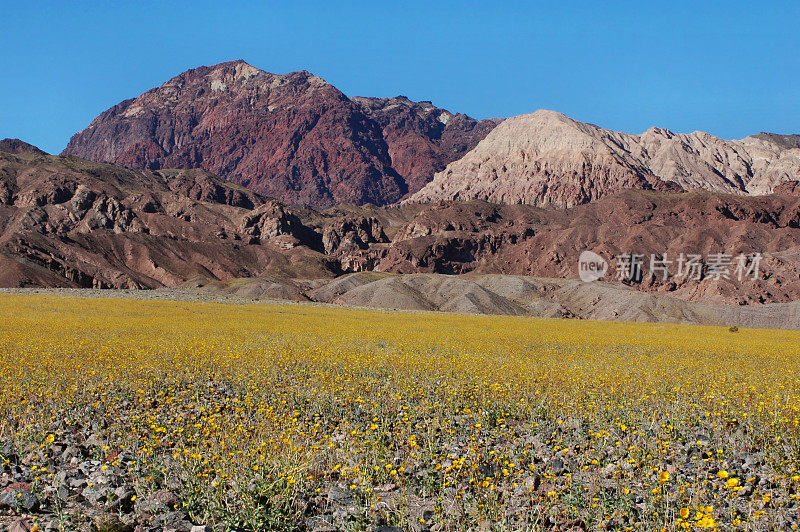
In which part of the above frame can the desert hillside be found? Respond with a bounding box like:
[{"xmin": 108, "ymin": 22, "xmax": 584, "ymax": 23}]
[{"xmin": 409, "ymin": 110, "xmax": 800, "ymax": 207}]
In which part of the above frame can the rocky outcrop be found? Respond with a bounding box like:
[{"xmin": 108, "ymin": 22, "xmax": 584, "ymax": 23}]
[
  {"xmin": 752, "ymin": 132, "xmax": 800, "ymax": 151},
  {"xmin": 352, "ymin": 96, "xmax": 498, "ymax": 194},
  {"xmin": 321, "ymin": 216, "xmax": 390, "ymax": 272},
  {"xmin": 322, "ymin": 216, "xmax": 388, "ymax": 254},
  {"xmin": 0, "ymin": 148, "xmax": 335, "ymax": 289},
  {"xmin": 408, "ymin": 110, "xmax": 800, "ymax": 207},
  {"xmin": 0, "ymin": 138, "xmax": 47, "ymax": 155},
  {"xmin": 4, "ymin": 144, "xmax": 800, "ymax": 306},
  {"xmin": 384, "ymin": 192, "xmax": 800, "ymax": 304},
  {"xmin": 160, "ymin": 169, "xmax": 259, "ymax": 209},
  {"xmin": 61, "ymin": 61, "xmax": 496, "ymax": 207},
  {"xmin": 240, "ymin": 201, "xmax": 322, "ymax": 250}
]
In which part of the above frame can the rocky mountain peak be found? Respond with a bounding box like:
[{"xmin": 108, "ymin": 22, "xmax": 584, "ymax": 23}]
[
  {"xmin": 62, "ymin": 61, "xmax": 497, "ymax": 207},
  {"xmin": 409, "ymin": 111, "xmax": 800, "ymax": 207}
]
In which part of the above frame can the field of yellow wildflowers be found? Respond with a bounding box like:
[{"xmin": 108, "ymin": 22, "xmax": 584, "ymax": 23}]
[{"xmin": 0, "ymin": 294, "xmax": 799, "ymax": 531}]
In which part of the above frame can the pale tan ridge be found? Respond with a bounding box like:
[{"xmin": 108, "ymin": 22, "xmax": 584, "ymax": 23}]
[{"xmin": 408, "ymin": 110, "xmax": 800, "ymax": 206}]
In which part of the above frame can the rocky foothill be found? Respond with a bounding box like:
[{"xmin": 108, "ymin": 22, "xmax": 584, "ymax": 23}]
[
  {"xmin": 1, "ymin": 59, "xmax": 799, "ymax": 321},
  {"xmin": 2, "ymin": 143, "xmax": 800, "ymax": 310}
]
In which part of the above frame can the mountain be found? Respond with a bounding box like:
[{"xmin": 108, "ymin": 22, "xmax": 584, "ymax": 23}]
[
  {"xmin": 351, "ymin": 96, "xmax": 499, "ymax": 194},
  {"xmin": 62, "ymin": 60, "xmax": 497, "ymax": 207},
  {"xmin": 6, "ymin": 141, "xmax": 800, "ymax": 307},
  {"xmin": 61, "ymin": 62, "xmax": 799, "ymax": 211},
  {"xmin": 408, "ymin": 110, "xmax": 800, "ymax": 207},
  {"xmin": 0, "ymin": 143, "xmax": 338, "ymax": 288},
  {"xmin": 0, "ymin": 138, "xmax": 47, "ymax": 155},
  {"xmin": 752, "ymin": 132, "xmax": 800, "ymax": 150},
  {"xmin": 376, "ymin": 191, "xmax": 800, "ymax": 305}
]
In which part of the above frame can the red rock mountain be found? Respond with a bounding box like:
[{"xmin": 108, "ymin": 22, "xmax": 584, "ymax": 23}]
[
  {"xmin": 62, "ymin": 60, "xmax": 497, "ymax": 207},
  {"xmin": 0, "ymin": 143, "xmax": 335, "ymax": 288},
  {"xmin": 351, "ymin": 96, "xmax": 499, "ymax": 194},
  {"xmin": 0, "ymin": 138, "xmax": 47, "ymax": 155},
  {"xmin": 375, "ymin": 192, "xmax": 800, "ymax": 305},
  {"xmin": 4, "ymin": 141, "xmax": 800, "ymax": 310}
]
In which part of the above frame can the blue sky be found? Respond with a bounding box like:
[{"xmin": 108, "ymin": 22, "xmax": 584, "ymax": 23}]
[{"xmin": 1, "ymin": 1, "xmax": 798, "ymax": 154}]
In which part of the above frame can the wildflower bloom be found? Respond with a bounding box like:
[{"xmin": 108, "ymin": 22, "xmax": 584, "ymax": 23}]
[{"xmin": 1, "ymin": 295, "xmax": 799, "ymax": 529}]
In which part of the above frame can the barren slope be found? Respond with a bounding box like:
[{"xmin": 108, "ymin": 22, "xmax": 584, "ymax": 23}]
[
  {"xmin": 409, "ymin": 110, "xmax": 800, "ymax": 206},
  {"xmin": 4, "ymin": 142, "xmax": 800, "ymax": 309},
  {"xmin": 0, "ymin": 147, "xmax": 334, "ymax": 288},
  {"xmin": 181, "ymin": 272, "xmax": 800, "ymax": 330},
  {"xmin": 63, "ymin": 61, "xmax": 497, "ymax": 206}
]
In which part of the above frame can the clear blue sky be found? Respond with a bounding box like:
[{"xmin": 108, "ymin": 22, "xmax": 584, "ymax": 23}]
[{"xmin": 1, "ymin": 1, "xmax": 798, "ymax": 154}]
